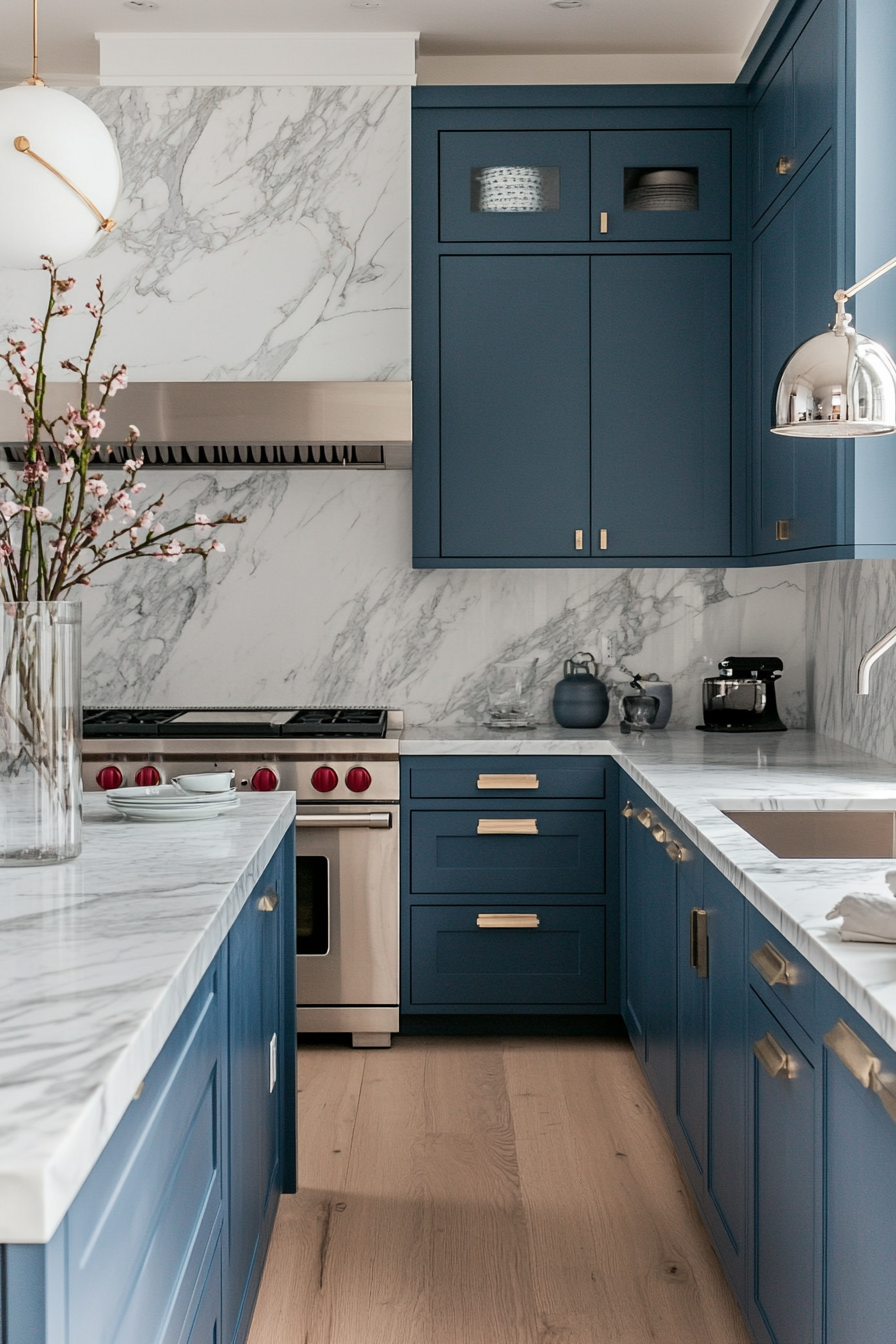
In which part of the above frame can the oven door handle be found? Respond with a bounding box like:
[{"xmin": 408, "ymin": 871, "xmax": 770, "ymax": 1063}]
[{"xmin": 295, "ymin": 812, "xmax": 392, "ymax": 829}]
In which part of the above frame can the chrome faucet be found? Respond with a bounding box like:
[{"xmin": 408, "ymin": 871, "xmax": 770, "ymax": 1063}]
[{"xmin": 857, "ymin": 622, "xmax": 896, "ymax": 694}]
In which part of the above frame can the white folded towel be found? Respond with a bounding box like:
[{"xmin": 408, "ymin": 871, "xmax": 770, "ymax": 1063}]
[{"xmin": 827, "ymin": 891, "xmax": 896, "ymax": 942}]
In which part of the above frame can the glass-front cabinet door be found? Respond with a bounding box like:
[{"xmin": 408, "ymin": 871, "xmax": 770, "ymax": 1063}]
[
  {"xmin": 591, "ymin": 129, "xmax": 731, "ymax": 241},
  {"xmin": 439, "ymin": 130, "xmax": 590, "ymax": 241}
]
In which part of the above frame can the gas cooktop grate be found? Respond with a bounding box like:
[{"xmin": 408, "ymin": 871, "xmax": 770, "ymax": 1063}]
[{"xmin": 82, "ymin": 706, "xmax": 391, "ymax": 739}]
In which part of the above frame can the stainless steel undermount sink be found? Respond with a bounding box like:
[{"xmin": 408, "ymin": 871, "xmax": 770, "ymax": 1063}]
[{"xmin": 713, "ymin": 799, "xmax": 896, "ymax": 859}]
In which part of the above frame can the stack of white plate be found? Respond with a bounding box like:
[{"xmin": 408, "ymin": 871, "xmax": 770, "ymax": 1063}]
[
  {"xmin": 107, "ymin": 783, "xmax": 240, "ymax": 823},
  {"xmin": 477, "ymin": 165, "xmax": 547, "ymax": 212},
  {"xmin": 626, "ymin": 169, "xmax": 698, "ymax": 212}
]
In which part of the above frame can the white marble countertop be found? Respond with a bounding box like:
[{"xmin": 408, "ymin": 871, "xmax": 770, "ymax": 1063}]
[
  {"xmin": 402, "ymin": 726, "xmax": 896, "ymax": 1054},
  {"xmin": 0, "ymin": 792, "xmax": 294, "ymax": 1245}
]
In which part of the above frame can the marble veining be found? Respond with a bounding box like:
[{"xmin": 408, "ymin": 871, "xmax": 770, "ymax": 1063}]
[
  {"xmin": 0, "ymin": 792, "xmax": 294, "ymax": 1244},
  {"xmin": 74, "ymin": 469, "xmax": 808, "ymax": 724},
  {"xmin": 403, "ymin": 727, "xmax": 896, "ymax": 1055},
  {"xmin": 0, "ymin": 85, "xmax": 410, "ymax": 382}
]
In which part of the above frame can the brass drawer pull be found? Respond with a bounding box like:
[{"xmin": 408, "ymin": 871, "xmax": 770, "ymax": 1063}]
[
  {"xmin": 477, "ymin": 818, "xmax": 538, "ymax": 835},
  {"xmin": 750, "ymin": 940, "xmax": 796, "ymax": 987},
  {"xmin": 754, "ymin": 1031, "xmax": 797, "ymax": 1079},
  {"xmin": 824, "ymin": 1018, "xmax": 880, "ymax": 1089},
  {"xmin": 477, "ymin": 773, "xmax": 539, "ymax": 789},
  {"xmin": 637, "ymin": 808, "xmax": 652, "ymax": 828},
  {"xmin": 599, "ymin": 211, "xmax": 608, "ymax": 233},
  {"xmin": 776, "ymin": 155, "xmax": 793, "ymax": 175},
  {"xmin": 652, "ymin": 823, "xmax": 667, "ymax": 843},
  {"xmin": 622, "ymin": 800, "xmax": 634, "ymax": 818},
  {"xmin": 258, "ymin": 891, "xmax": 279, "ymax": 912},
  {"xmin": 690, "ymin": 908, "xmax": 709, "ymax": 978},
  {"xmin": 477, "ymin": 912, "xmax": 540, "ymax": 929},
  {"xmin": 666, "ymin": 840, "xmax": 684, "ymax": 861}
]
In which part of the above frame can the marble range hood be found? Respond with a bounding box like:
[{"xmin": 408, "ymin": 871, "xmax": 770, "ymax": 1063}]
[{"xmin": 0, "ymin": 381, "xmax": 413, "ymax": 470}]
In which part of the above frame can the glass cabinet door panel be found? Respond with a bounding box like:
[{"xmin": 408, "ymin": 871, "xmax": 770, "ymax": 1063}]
[
  {"xmin": 439, "ymin": 131, "xmax": 589, "ymax": 241},
  {"xmin": 591, "ymin": 129, "xmax": 731, "ymax": 240}
]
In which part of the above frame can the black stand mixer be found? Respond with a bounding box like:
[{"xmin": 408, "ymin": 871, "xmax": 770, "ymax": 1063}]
[{"xmin": 697, "ymin": 656, "xmax": 787, "ymax": 733}]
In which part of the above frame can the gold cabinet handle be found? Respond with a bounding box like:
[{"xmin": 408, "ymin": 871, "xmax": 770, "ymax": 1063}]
[
  {"xmin": 477, "ymin": 912, "xmax": 540, "ymax": 929},
  {"xmin": 575, "ymin": 528, "xmax": 584, "ymax": 551},
  {"xmin": 776, "ymin": 519, "xmax": 791, "ymax": 541},
  {"xmin": 753, "ymin": 1031, "xmax": 797, "ymax": 1079},
  {"xmin": 599, "ymin": 528, "xmax": 608, "ymax": 550},
  {"xmin": 477, "ymin": 774, "xmax": 539, "ymax": 790},
  {"xmin": 750, "ymin": 940, "xmax": 796, "ymax": 987},
  {"xmin": 690, "ymin": 908, "xmax": 709, "ymax": 978},
  {"xmin": 824, "ymin": 1018, "xmax": 881, "ymax": 1089},
  {"xmin": 666, "ymin": 840, "xmax": 684, "ymax": 861},
  {"xmin": 599, "ymin": 210, "xmax": 608, "ymax": 233},
  {"xmin": 622, "ymin": 800, "xmax": 635, "ymax": 818},
  {"xmin": 258, "ymin": 890, "xmax": 279, "ymax": 912},
  {"xmin": 477, "ymin": 818, "xmax": 538, "ymax": 835},
  {"xmin": 652, "ymin": 823, "xmax": 667, "ymax": 844},
  {"xmin": 637, "ymin": 807, "xmax": 653, "ymax": 828},
  {"xmin": 775, "ymin": 155, "xmax": 793, "ymax": 175}
]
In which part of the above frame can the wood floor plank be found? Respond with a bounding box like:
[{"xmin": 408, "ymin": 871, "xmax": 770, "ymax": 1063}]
[{"xmin": 249, "ymin": 1037, "xmax": 751, "ymax": 1344}]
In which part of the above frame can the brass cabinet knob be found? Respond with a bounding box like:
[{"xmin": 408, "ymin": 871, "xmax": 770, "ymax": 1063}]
[
  {"xmin": 258, "ymin": 891, "xmax": 279, "ymax": 912},
  {"xmin": 666, "ymin": 840, "xmax": 683, "ymax": 861},
  {"xmin": 652, "ymin": 823, "xmax": 667, "ymax": 843},
  {"xmin": 775, "ymin": 155, "xmax": 793, "ymax": 175},
  {"xmin": 637, "ymin": 808, "xmax": 652, "ymax": 828},
  {"xmin": 622, "ymin": 801, "xmax": 634, "ymax": 818}
]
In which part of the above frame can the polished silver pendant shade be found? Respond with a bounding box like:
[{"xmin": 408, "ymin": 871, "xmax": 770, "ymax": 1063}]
[{"xmin": 772, "ymin": 314, "xmax": 896, "ymax": 437}]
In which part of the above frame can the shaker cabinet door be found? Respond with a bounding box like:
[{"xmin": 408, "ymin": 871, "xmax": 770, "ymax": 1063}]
[
  {"xmin": 591, "ymin": 253, "xmax": 731, "ymax": 559},
  {"xmin": 591, "ymin": 129, "xmax": 731, "ymax": 242},
  {"xmin": 440, "ymin": 254, "xmax": 591, "ymax": 559}
]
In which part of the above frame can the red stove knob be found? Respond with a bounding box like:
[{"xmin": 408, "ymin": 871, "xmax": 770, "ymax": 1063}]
[
  {"xmin": 97, "ymin": 765, "xmax": 124, "ymax": 791},
  {"xmin": 311, "ymin": 766, "xmax": 339, "ymax": 793},
  {"xmin": 135, "ymin": 765, "xmax": 161, "ymax": 787},
  {"xmin": 345, "ymin": 766, "xmax": 372, "ymax": 793},
  {"xmin": 251, "ymin": 767, "xmax": 279, "ymax": 792}
]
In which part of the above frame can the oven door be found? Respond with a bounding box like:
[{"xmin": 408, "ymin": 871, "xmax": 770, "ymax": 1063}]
[{"xmin": 294, "ymin": 805, "xmax": 399, "ymax": 1008}]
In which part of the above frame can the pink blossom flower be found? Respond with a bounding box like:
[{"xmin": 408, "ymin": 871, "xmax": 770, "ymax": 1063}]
[
  {"xmin": 86, "ymin": 302, "xmax": 101, "ymax": 319},
  {"xmin": 63, "ymin": 424, "xmax": 82, "ymax": 448},
  {"xmin": 33, "ymin": 506, "xmax": 52, "ymax": 523},
  {"xmin": 7, "ymin": 380, "xmax": 25, "ymax": 401},
  {"xmin": 0, "ymin": 541, "xmax": 13, "ymax": 559},
  {"xmin": 57, "ymin": 459, "xmax": 76, "ymax": 484},
  {"xmin": 127, "ymin": 428, "xmax": 141, "ymax": 443},
  {"xmin": 85, "ymin": 477, "xmax": 109, "ymax": 498},
  {"xmin": 85, "ymin": 409, "xmax": 105, "ymax": 438},
  {"xmin": 55, "ymin": 304, "xmax": 72, "ymax": 318},
  {"xmin": 123, "ymin": 456, "xmax": 143, "ymax": 473},
  {"xmin": 156, "ymin": 538, "xmax": 186, "ymax": 563},
  {"xmin": 194, "ymin": 512, "xmax": 212, "ymax": 535},
  {"xmin": 0, "ymin": 501, "xmax": 24, "ymax": 520},
  {"xmin": 129, "ymin": 527, "xmax": 140, "ymax": 544},
  {"xmin": 137, "ymin": 509, "xmax": 155, "ymax": 529},
  {"xmin": 111, "ymin": 490, "xmax": 135, "ymax": 518},
  {"xmin": 21, "ymin": 459, "xmax": 49, "ymax": 485},
  {"xmin": 130, "ymin": 482, "xmax": 147, "ymax": 494},
  {"xmin": 210, "ymin": 539, "xmax": 225, "ymax": 553},
  {"xmin": 99, "ymin": 368, "xmax": 128, "ymax": 398},
  {"xmin": 30, "ymin": 317, "xmax": 43, "ymax": 335}
]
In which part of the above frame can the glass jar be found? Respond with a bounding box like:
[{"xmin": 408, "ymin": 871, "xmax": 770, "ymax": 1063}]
[
  {"xmin": 486, "ymin": 657, "xmax": 539, "ymax": 729},
  {"xmin": 0, "ymin": 602, "xmax": 82, "ymax": 864}
]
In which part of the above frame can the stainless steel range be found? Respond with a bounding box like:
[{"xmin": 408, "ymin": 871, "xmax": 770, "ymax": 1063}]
[{"xmin": 83, "ymin": 706, "xmax": 402, "ymax": 1047}]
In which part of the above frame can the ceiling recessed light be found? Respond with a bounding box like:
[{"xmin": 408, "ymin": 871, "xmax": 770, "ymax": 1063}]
[
  {"xmin": 124, "ymin": 0, "xmax": 160, "ymax": 8},
  {"xmin": 550, "ymin": 0, "xmax": 586, "ymax": 7},
  {"xmin": 350, "ymin": 1, "xmax": 381, "ymax": 8}
]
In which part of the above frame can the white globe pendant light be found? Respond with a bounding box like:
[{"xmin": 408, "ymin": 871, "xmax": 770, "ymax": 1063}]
[{"xmin": 0, "ymin": 0, "xmax": 122, "ymax": 270}]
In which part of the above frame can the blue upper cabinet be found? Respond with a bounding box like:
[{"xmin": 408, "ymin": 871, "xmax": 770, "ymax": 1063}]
[
  {"xmin": 591, "ymin": 129, "xmax": 731, "ymax": 241},
  {"xmin": 413, "ymin": 89, "xmax": 748, "ymax": 568},
  {"xmin": 439, "ymin": 131, "xmax": 590, "ymax": 242},
  {"xmin": 440, "ymin": 254, "xmax": 591, "ymax": 558}
]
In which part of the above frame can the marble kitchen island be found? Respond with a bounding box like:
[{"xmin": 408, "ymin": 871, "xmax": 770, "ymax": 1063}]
[{"xmin": 0, "ymin": 792, "xmax": 296, "ymax": 1344}]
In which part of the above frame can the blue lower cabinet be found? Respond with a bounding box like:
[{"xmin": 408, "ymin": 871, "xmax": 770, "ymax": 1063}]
[
  {"xmin": 409, "ymin": 904, "xmax": 607, "ymax": 1008},
  {"xmin": 2, "ymin": 830, "xmax": 296, "ymax": 1344},
  {"xmin": 675, "ymin": 847, "xmax": 707, "ymax": 1185},
  {"xmin": 410, "ymin": 808, "xmax": 605, "ymax": 895},
  {"xmin": 819, "ymin": 981, "xmax": 896, "ymax": 1344},
  {"xmin": 748, "ymin": 989, "xmax": 817, "ymax": 1344}
]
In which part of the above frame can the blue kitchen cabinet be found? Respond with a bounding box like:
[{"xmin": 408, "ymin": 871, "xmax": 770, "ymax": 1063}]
[
  {"xmin": 591, "ymin": 129, "xmax": 731, "ymax": 242},
  {"xmin": 401, "ymin": 755, "xmax": 618, "ymax": 1019},
  {"xmin": 621, "ymin": 788, "xmax": 677, "ymax": 1126},
  {"xmin": 412, "ymin": 89, "xmax": 747, "ymax": 568},
  {"xmin": 439, "ymin": 254, "xmax": 592, "ymax": 559},
  {"xmin": 439, "ymin": 130, "xmax": 591, "ymax": 242},
  {"xmin": 2, "ymin": 830, "xmax": 296, "ymax": 1344},
  {"xmin": 675, "ymin": 844, "xmax": 707, "ymax": 1185},
  {"xmin": 592, "ymin": 253, "xmax": 731, "ymax": 558},
  {"xmin": 751, "ymin": 0, "xmax": 836, "ymax": 225},
  {"xmin": 819, "ymin": 979, "xmax": 896, "ymax": 1344},
  {"xmin": 748, "ymin": 989, "xmax": 817, "ymax": 1344}
]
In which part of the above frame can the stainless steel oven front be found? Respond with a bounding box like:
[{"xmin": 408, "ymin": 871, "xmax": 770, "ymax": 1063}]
[{"xmin": 295, "ymin": 803, "xmax": 399, "ymax": 1047}]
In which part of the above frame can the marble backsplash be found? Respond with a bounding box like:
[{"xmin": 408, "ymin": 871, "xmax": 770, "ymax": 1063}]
[
  {"xmin": 0, "ymin": 85, "xmax": 411, "ymax": 382},
  {"xmin": 79, "ymin": 469, "xmax": 808, "ymax": 727},
  {"xmin": 808, "ymin": 560, "xmax": 896, "ymax": 766}
]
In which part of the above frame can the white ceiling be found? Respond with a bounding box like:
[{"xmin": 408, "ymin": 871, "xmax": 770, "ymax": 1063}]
[{"xmin": 3, "ymin": 0, "xmax": 774, "ymax": 81}]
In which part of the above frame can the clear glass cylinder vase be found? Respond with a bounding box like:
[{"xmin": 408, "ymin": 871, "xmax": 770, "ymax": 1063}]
[{"xmin": 0, "ymin": 602, "xmax": 82, "ymax": 864}]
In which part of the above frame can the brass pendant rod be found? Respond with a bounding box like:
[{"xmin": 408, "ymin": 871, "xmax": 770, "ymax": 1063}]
[
  {"xmin": 13, "ymin": 137, "xmax": 116, "ymax": 233},
  {"xmin": 25, "ymin": 0, "xmax": 44, "ymax": 85}
]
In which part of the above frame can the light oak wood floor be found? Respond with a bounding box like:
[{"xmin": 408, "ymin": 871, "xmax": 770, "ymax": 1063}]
[{"xmin": 248, "ymin": 1036, "xmax": 752, "ymax": 1344}]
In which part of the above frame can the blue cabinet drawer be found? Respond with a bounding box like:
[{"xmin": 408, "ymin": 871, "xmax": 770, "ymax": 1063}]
[
  {"xmin": 439, "ymin": 130, "xmax": 590, "ymax": 242},
  {"xmin": 410, "ymin": 904, "xmax": 606, "ymax": 1005},
  {"xmin": 410, "ymin": 808, "xmax": 605, "ymax": 894},
  {"xmin": 591, "ymin": 129, "xmax": 731, "ymax": 241},
  {"xmin": 66, "ymin": 956, "xmax": 224, "ymax": 1344},
  {"xmin": 407, "ymin": 758, "xmax": 606, "ymax": 800},
  {"xmin": 748, "ymin": 905, "xmax": 816, "ymax": 1037}
]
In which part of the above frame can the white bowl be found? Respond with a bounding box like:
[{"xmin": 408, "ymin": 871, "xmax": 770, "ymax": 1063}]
[{"xmin": 173, "ymin": 772, "xmax": 236, "ymax": 794}]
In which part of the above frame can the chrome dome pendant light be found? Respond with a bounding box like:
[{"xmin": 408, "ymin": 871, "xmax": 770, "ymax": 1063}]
[
  {"xmin": 0, "ymin": 0, "xmax": 122, "ymax": 269},
  {"xmin": 773, "ymin": 254, "xmax": 896, "ymax": 437}
]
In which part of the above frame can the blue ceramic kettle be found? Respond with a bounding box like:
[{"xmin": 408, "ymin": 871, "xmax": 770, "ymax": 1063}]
[{"xmin": 551, "ymin": 652, "xmax": 609, "ymax": 728}]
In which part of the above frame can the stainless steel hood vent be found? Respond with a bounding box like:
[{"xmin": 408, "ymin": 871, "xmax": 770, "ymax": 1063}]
[{"xmin": 0, "ymin": 381, "xmax": 412, "ymax": 470}]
